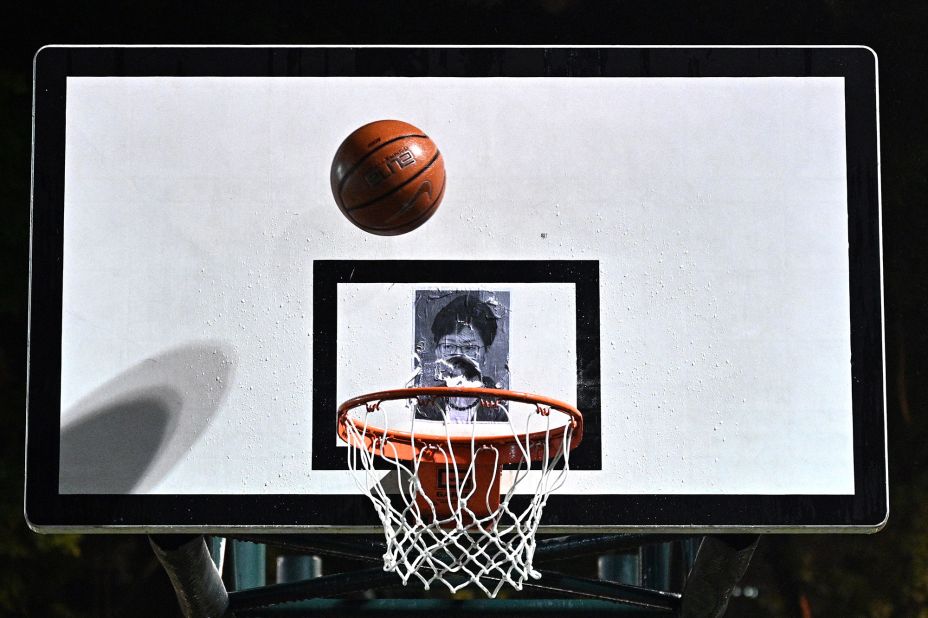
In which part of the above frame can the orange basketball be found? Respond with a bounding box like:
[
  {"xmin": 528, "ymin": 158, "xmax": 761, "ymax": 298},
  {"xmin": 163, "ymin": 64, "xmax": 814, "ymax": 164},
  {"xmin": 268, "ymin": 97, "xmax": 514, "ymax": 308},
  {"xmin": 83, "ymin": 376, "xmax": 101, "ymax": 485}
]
[{"xmin": 330, "ymin": 120, "xmax": 446, "ymax": 235}]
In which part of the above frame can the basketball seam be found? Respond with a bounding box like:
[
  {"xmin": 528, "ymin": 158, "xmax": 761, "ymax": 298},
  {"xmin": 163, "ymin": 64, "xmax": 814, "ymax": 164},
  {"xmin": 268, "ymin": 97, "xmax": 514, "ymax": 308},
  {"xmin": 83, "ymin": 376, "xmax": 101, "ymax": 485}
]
[
  {"xmin": 335, "ymin": 133, "xmax": 428, "ymax": 202},
  {"xmin": 358, "ymin": 172, "xmax": 446, "ymax": 232},
  {"xmin": 345, "ymin": 151, "xmax": 442, "ymax": 213}
]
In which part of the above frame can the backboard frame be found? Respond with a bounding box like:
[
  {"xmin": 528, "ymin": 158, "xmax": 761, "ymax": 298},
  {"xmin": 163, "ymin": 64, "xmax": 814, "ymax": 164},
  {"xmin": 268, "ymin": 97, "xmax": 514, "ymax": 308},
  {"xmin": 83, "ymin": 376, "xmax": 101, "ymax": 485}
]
[{"xmin": 26, "ymin": 45, "xmax": 886, "ymax": 533}]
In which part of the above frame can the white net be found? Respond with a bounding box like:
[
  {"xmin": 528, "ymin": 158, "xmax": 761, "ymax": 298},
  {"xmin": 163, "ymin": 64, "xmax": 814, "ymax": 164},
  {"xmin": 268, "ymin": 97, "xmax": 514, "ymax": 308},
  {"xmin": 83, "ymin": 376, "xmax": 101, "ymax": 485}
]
[{"xmin": 340, "ymin": 390, "xmax": 579, "ymax": 597}]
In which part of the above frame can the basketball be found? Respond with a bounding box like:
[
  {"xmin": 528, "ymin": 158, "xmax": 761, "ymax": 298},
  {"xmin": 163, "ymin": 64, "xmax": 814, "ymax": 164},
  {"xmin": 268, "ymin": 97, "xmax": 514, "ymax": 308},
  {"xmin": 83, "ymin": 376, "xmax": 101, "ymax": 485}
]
[{"xmin": 330, "ymin": 120, "xmax": 446, "ymax": 235}]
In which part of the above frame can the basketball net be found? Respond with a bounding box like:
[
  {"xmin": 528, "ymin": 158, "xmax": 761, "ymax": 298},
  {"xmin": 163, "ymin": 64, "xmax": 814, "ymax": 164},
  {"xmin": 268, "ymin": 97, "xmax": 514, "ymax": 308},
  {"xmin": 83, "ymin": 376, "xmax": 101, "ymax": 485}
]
[{"xmin": 338, "ymin": 387, "xmax": 582, "ymax": 597}]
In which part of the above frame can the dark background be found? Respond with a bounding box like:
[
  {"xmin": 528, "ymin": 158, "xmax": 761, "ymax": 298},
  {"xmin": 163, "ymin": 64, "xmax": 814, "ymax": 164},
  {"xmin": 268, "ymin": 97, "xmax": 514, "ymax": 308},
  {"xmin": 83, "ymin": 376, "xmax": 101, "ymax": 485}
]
[{"xmin": 2, "ymin": 2, "xmax": 925, "ymax": 616}]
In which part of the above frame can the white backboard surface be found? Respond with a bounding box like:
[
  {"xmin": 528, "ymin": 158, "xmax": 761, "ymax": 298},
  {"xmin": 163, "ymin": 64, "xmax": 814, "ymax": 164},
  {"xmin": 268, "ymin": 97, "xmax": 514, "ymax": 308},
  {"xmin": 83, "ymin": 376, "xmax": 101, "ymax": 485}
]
[{"xmin": 59, "ymin": 75, "xmax": 853, "ymax": 495}]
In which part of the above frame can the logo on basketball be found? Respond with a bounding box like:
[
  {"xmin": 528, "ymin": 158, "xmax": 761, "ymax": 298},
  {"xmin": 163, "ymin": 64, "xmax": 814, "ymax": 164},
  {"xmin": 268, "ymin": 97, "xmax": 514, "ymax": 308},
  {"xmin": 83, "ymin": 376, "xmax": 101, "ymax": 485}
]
[
  {"xmin": 385, "ymin": 180, "xmax": 432, "ymax": 223},
  {"xmin": 363, "ymin": 147, "xmax": 418, "ymax": 188}
]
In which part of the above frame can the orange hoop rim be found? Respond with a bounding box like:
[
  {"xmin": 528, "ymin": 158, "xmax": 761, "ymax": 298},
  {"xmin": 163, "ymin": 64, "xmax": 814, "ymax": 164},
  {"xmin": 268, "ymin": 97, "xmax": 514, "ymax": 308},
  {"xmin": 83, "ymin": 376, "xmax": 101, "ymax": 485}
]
[{"xmin": 337, "ymin": 387, "xmax": 584, "ymax": 460}]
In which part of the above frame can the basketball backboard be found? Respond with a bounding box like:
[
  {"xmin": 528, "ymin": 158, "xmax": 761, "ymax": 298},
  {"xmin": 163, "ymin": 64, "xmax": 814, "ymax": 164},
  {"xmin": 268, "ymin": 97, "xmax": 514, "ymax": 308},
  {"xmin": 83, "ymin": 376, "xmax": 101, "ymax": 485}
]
[{"xmin": 26, "ymin": 46, "xmax": 886, "ymax": 532}]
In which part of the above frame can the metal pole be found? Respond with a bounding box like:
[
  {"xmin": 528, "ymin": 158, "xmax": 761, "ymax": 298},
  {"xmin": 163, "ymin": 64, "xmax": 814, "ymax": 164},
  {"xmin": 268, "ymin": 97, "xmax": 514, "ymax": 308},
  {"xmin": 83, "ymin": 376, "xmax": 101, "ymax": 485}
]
[
  {"xmin": 641, "ymin": 542, "xmax": 673, "ymax": 592},
  {"xmin": 536, "ymin": 533, "xmax": 696, "ymax": 562},
  {"xmin": 533, "ymin": 571, "xmax": 680, "ymax": 612},
  {"xmin": 149, "ymin": 535, "xmax": 229, "ymax": 618},
  {"xmin": 233, "ymin": 534, "xmax": 384, "ymax": 563},
  {"xmin": 679, "ymin": 535, "xmax": 760, "ymax": 618},
  {"xmin": 234, "ymin": 533, "xmax": 696, "ymax": 566},
  {"xmin": 276, "ymin": 555, "xmax": 322, "ymax": 584},
  {"xmin": 232, "ymin": 540, "xmax": 266, "ymax": 590},
  {"xmin": 228, "ymin": 566, "xmax": 402, "ymax": 612},
  {"xmin": 598, "ymin": 551, "xmax": 640, "ymax": 586}
]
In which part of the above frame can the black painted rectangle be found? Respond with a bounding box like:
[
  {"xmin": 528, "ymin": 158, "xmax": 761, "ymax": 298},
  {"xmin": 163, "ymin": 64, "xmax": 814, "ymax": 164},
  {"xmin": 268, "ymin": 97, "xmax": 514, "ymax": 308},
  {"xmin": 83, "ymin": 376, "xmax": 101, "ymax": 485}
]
[{"xmin": 311, "ymin": 260, "xmax": 602, "ymax": 471}]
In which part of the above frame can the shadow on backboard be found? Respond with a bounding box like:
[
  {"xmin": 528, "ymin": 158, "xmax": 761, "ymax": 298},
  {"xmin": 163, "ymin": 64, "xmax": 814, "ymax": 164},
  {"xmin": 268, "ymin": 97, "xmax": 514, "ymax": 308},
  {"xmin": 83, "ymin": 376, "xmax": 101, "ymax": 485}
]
[{"xmin": 59, "ymin": 342, "xmax": 236, "ymax": 494}]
